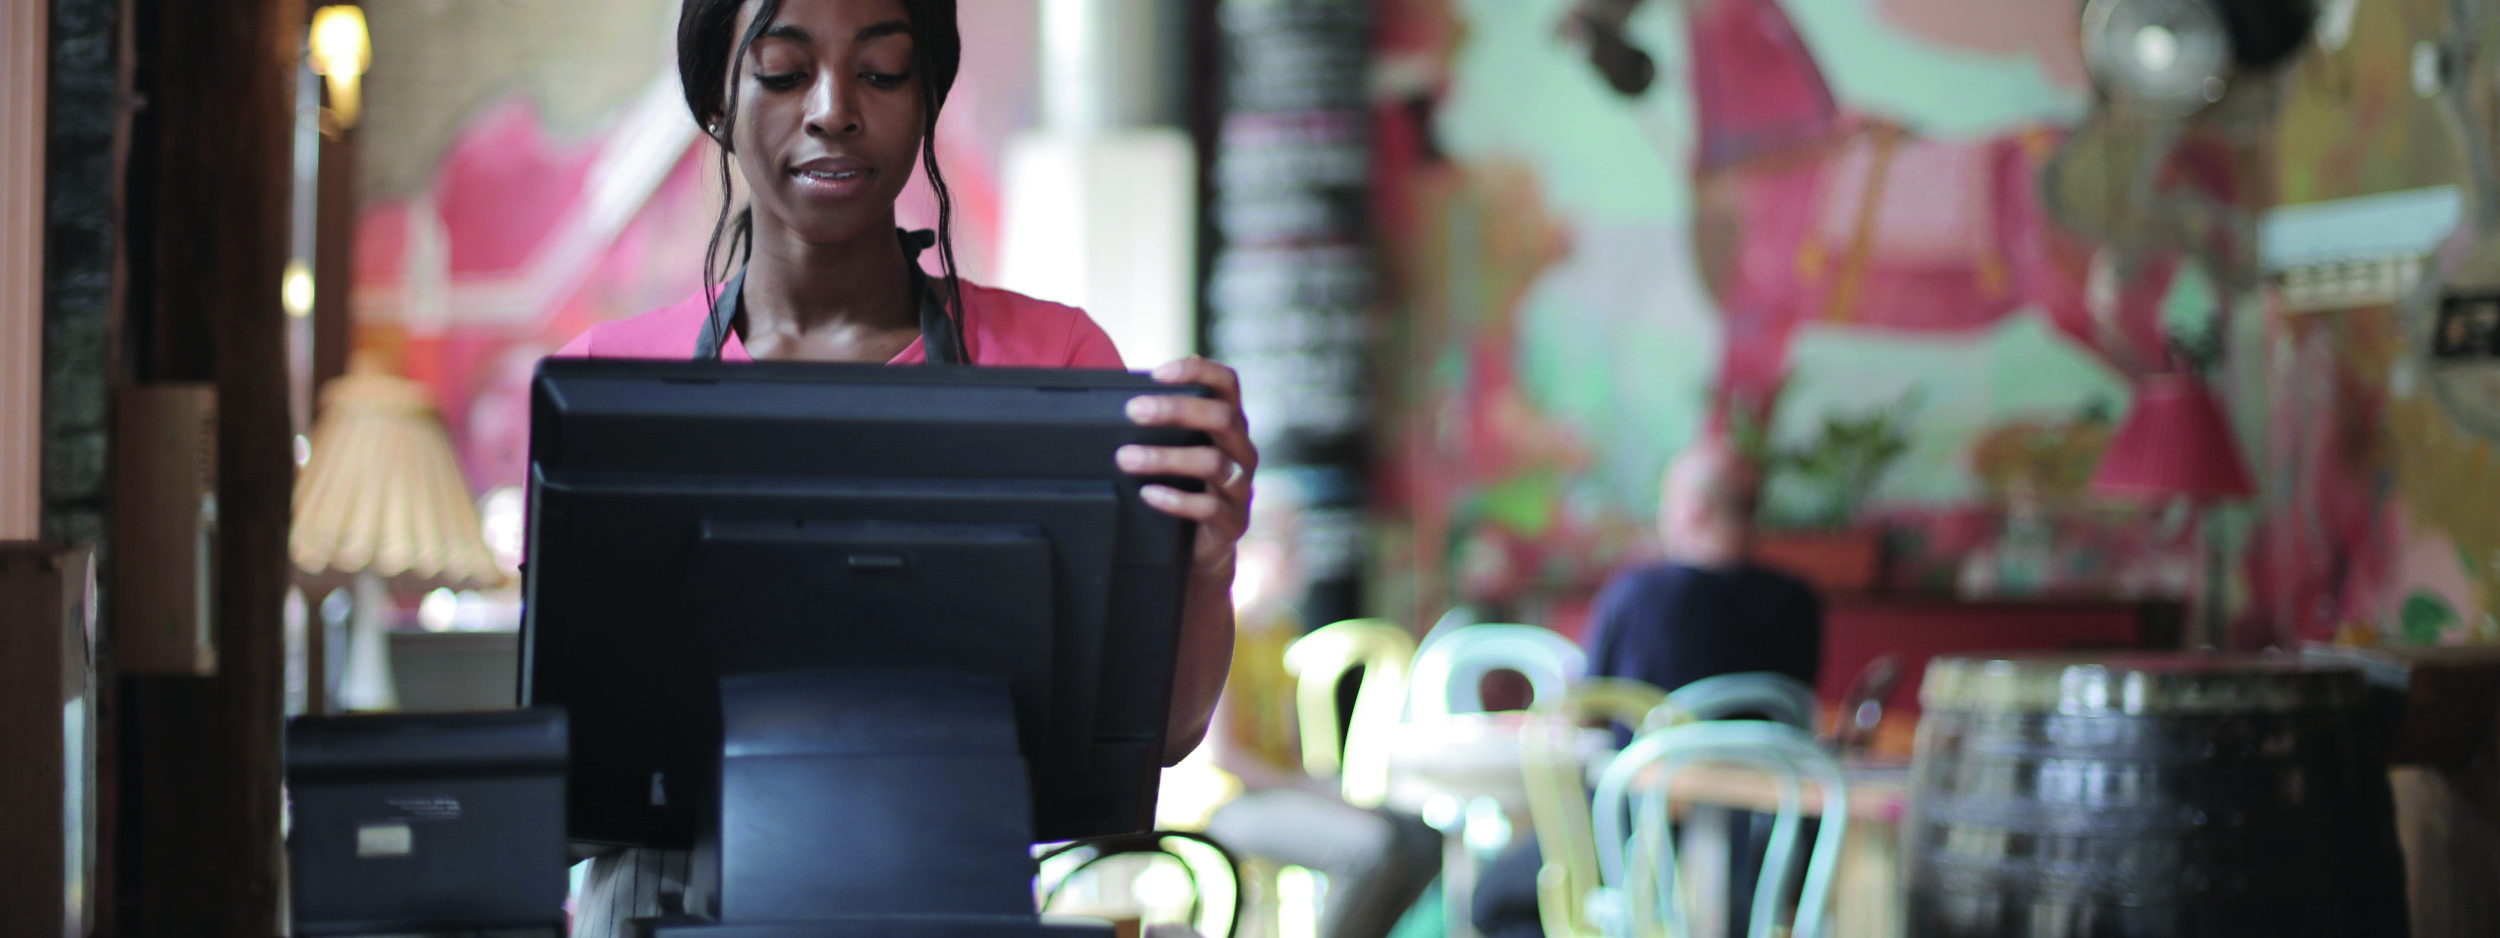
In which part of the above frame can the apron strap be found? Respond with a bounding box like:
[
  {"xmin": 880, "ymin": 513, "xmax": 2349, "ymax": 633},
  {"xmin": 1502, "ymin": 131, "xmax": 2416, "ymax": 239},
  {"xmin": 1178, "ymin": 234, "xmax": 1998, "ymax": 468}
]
[
  {"xmin": 904, "ymin": 229, "xmax": 968, "ymax": 366},
  {"xmin": 695, "ymin": 228, "xmax": 967, "ymax": 365},
  {"xmin": 693, "ymin": 267, "xmax": 743, "ymax": 362}
]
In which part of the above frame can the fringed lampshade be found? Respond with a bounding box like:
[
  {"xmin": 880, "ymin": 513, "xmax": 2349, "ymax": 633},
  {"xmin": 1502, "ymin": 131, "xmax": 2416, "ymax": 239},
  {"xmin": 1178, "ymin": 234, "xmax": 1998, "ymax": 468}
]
[
  {"xmin": 2089, "ymin": 372, "xmax": 2255, "ymax": 503},
  {"xmin": 290, "ymin": 367, "xmax": 503, "ymax": 712},
  {"xmin": 291, "ymin": 369, "xmax": 505, "ymax": 591}
]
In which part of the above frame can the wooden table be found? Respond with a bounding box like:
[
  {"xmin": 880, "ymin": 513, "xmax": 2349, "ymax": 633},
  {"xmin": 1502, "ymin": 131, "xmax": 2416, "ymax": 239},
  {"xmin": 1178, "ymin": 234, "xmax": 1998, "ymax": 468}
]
[{"xmin": 1659, "ymin": 757, "xmax": 1910, "ymax": 822}]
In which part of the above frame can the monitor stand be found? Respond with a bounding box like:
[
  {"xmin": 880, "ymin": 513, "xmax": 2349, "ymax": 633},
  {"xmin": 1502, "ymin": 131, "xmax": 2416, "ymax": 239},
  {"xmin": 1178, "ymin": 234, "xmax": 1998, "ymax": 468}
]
[{"xmin": 633, "ymin": 670, "xmax": 1112, "ymax": 938}]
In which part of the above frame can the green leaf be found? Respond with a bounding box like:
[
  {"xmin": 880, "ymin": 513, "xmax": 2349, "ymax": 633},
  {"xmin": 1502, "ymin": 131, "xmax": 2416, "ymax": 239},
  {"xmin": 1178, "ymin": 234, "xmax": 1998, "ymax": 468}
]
[{"xmin": 2399, "ymin": 591, "xmax": 2461, "ymax": 645}]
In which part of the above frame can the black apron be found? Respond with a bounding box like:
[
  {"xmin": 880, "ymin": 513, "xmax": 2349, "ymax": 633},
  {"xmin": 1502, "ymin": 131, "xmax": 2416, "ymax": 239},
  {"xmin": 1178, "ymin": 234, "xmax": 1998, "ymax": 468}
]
[{"xmin": 693, "ymin": 228, "xmax": 968, "ymax": 365}]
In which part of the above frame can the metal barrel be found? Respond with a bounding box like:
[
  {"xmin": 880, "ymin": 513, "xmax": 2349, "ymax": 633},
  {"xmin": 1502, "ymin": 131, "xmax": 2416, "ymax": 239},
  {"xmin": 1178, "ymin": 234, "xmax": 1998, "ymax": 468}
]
[{"xmin": 1903, "ymin": 653, "xmax": 2408, "ymax": 938}]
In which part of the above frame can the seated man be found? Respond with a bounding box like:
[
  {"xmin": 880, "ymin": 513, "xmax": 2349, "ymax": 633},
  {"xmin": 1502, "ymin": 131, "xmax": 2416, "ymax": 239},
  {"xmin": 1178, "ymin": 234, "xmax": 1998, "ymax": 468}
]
[
  {"xmin": 1472, "ymin": 436, "xmax": 1825, "ymax": 938},
  {"xmin": 1584, "ymin": 435, "xmax": 1821, "ymax": 706}
]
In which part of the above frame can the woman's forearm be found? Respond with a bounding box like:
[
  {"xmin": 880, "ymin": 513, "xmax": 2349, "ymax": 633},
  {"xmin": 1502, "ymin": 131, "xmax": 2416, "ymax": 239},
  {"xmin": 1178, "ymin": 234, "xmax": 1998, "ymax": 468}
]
[{"xmin": 1162, "ymin": 560, "xmax": 1237, "ymax": 765}]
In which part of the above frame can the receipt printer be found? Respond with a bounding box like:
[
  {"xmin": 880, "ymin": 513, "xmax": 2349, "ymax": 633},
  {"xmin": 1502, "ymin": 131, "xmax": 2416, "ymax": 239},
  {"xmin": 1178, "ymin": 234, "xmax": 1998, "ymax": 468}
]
[{"xmin": 286, "ymin": 708, "xmax": 569, "ymax": 936}]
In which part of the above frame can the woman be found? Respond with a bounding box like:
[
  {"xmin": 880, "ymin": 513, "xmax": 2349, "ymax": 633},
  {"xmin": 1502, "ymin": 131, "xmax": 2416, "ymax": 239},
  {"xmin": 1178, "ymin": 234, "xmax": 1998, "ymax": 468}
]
[{"xmin": 566, "ymin": 0, "xmax": 1251, "ymax": 930}]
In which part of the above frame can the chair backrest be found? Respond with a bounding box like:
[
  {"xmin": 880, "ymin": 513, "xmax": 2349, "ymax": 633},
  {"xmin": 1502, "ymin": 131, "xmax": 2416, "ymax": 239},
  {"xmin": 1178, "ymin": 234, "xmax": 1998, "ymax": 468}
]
[
  {"xmin": 1407, "ymin": 623, "xmax": 1587, "ymax": 721},
  {"xmin": 1035, "ymin": 830, "xmax": 1242, "ymax": 938},
  {"xmin": 1590, "ymin": 721, "xmax": 1848, "ymax": 938},
  {"xmin": 1412, "ymin": 604, "xmax": 1484, "ymax": 657},
  {"xmin": 1518, "ymin": 678, "xmax": 1668, "ymax": 938},
  {"xmin": 1280, "ymin": 618, "xmax": 1415, "ymax": 808},
  {"xmin": 1651, "ymin": 672, "xmax": 1819, "ymax": 732}
]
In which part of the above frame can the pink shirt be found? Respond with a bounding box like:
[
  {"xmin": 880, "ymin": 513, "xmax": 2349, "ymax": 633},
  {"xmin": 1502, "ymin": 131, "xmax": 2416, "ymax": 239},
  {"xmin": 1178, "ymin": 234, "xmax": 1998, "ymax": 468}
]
[{"xmin": 555, "ymin": 278, "xmax": 1127, "ymax": 369}]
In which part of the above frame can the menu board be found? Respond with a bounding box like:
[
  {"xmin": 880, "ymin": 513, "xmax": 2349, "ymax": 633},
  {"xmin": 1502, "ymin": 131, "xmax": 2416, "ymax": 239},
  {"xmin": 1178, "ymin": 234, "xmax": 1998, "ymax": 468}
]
[{"xmin": 1207, "ymin": 0, "xmax": 1374, "ymax": 624}]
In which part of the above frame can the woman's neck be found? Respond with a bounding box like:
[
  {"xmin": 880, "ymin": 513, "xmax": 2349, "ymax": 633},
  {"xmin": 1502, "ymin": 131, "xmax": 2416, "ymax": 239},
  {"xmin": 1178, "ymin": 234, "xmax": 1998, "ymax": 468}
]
[{"xmin": 738, "ymin": 219, "xmax": 917, "ymax": 340}]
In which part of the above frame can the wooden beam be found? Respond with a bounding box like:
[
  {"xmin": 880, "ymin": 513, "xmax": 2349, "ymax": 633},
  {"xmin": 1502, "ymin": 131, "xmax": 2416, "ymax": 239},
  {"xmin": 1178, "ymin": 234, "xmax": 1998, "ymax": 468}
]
[
  {"xmin": 116, "ymin": 0, "xmax": 302, "ymax": 932},
  {"xmin": 303, "ymin": 74, "xmax": 358, "ymax": 715},
  {"xmin": 313, "ymin": 121, "xmax": 354, "ymax": 403},
  {"xmin": 0, "ymin": 0, "xmax": 46, "ymax": 540}
]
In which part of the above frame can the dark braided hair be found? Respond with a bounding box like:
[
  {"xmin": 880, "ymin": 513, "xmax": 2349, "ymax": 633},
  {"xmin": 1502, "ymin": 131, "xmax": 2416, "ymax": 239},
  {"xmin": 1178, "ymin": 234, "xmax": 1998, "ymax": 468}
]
[{"xmin": 677, "ymin": 0, "xmax": 968, "ymax": 356}]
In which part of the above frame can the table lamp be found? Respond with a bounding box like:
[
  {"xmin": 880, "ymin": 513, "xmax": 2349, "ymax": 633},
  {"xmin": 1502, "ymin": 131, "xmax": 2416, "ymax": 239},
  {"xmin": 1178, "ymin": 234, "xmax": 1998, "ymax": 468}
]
[
  {"xmin": 2089, "ymin": 371, "xmax": 2255, "ymax": 647},
  {"xmin": 289, "ymin": 364, "xmax": 505, "ymax": 711}
]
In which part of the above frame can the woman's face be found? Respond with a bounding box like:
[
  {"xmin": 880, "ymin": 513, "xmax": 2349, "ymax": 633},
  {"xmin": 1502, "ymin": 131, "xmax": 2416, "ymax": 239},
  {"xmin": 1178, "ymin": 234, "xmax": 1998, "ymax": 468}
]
[{"xmin": 726, "ymin": 0, "xmax": 924, "ymax": 245}]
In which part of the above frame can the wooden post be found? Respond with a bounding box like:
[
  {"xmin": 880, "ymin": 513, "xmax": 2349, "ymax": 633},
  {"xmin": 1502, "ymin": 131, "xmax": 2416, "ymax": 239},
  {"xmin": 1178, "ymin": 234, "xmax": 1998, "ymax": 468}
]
[
  {"xmin": 2307, "ymin": 645, "xmax": 2500, "ymax": 938},
  {"xmin": 304, "ymin": 88, "xmax": 357, "ymax": 716},
  {"xmin": 1, "ymin": 0, "xmax": 46, "ymax": 539},
  {"xmin": 313, "ymin": 113, "xmax": 355, "ymax": 401},
  {"xmin": 2393, "ymin": 738, "xmax": 2500, "ymax": 938},
  {"xmin": 117, "ymin": 0, "xmax": 302, "ymax": 932},
  {"xmin": 0, "ymin": 545, "xmax": 98, "ymax": 938}
]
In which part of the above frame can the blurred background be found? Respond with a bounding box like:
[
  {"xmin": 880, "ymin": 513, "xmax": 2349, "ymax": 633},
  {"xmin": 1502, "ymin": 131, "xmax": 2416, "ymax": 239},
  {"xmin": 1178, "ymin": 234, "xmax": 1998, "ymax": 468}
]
[
  {"xmin": 12, "ymin": 0, "xmax": 2500, "ymax": 935},
  {"xmin": 296, "ymin": 0, "xmax": 2495, "ymax": 656}
]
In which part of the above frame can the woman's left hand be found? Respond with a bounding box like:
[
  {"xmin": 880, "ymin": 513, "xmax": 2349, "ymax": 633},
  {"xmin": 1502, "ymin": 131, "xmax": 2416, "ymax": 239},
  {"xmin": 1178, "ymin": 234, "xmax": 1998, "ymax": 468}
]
[{"xmin": 1120, "ymin": 357, "xmax": 1256, "ymax": 575}]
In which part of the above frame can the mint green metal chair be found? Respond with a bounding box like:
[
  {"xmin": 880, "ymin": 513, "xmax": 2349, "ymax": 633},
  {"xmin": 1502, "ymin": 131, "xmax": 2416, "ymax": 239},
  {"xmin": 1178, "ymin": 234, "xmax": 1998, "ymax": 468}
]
[
  {"xmin": 1520, "ymin": 679, "xmax": 1669, "ymax": 938},
  {"xmin": 1650, "ymin": 671, "xmax": 1818, "ymax": 732},
  {"xmin": 1406, "ymin": 623, "xmax": 1586, "ymax": 721},
  {"xmin": 1281, "ymin": 618, "xmax": 1415, "ymax": 809},
  {"xmin": 1590, "ymin": 721, "xmax": 1847, "ymax": 938}
]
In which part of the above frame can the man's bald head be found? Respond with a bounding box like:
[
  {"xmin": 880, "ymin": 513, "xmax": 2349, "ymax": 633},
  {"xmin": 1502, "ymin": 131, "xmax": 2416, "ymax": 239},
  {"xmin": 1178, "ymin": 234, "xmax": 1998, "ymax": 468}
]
[{"xmin": 1658, "ymin": 436, "xmax": 1760, "ymax": 566}]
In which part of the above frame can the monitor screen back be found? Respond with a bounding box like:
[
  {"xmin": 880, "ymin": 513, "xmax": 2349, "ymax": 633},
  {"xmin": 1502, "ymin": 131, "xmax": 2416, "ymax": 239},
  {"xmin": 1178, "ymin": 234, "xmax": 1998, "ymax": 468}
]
[{"xmin": 522, "ymin": 360, "xmax": 1198, "ymax": 847}]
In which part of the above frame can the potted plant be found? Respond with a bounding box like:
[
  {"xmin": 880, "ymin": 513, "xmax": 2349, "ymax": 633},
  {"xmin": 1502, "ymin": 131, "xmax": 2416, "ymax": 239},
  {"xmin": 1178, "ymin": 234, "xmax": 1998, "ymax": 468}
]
[{"xmin": 1728, "ymin": 390, "xmax": 1917, "ymax": 591}]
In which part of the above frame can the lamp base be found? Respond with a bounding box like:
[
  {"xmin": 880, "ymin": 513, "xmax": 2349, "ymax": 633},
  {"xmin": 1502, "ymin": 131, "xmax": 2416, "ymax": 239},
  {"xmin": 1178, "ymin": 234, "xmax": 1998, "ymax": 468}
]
[{"xmin": 337, "ymin": 570, "xmax": 398, "ymax": 712}]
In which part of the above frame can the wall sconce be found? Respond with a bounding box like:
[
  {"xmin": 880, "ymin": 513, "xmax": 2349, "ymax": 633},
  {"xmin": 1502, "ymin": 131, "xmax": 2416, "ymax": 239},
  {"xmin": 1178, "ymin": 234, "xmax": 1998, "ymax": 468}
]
[{"xmin": 308, "ymin": 5, "xmax": 370, "ymax": 137}]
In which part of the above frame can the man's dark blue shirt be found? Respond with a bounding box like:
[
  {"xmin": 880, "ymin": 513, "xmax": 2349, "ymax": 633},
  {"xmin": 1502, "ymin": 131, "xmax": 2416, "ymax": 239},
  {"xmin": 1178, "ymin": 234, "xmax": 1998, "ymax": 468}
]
[{"xmin": 1580, "ymin": 562, "xmax": 1824, "ymax": 694}]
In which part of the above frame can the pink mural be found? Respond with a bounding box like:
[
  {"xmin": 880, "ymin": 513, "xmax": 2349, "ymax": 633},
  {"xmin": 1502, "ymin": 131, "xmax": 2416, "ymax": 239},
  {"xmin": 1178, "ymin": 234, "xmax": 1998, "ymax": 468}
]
[
  {"xmin": 352, "ymin": 92, "xmax": 720, "ymax": 495},
  {"xmin": 1874, "ymin": 0, "xmax": 2091, "ymax": 90},
  {"xmin": 1371, "ymin": 0, "xmax": 2277, "ymax": 632},
  {"xmin": 1575, "ymin": 0, "xmax": 2210, "ymax": 429},
  {"xmin": 353, "ymin": 41, "xmax": 1029, "ymax": 499}
]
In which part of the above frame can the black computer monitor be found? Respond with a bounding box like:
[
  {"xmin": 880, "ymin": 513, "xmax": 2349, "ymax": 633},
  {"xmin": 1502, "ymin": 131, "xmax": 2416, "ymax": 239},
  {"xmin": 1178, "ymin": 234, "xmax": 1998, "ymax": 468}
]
[{"xmin": 520, "ymin": 358, "xmax": 1205, "ymax": 934}]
